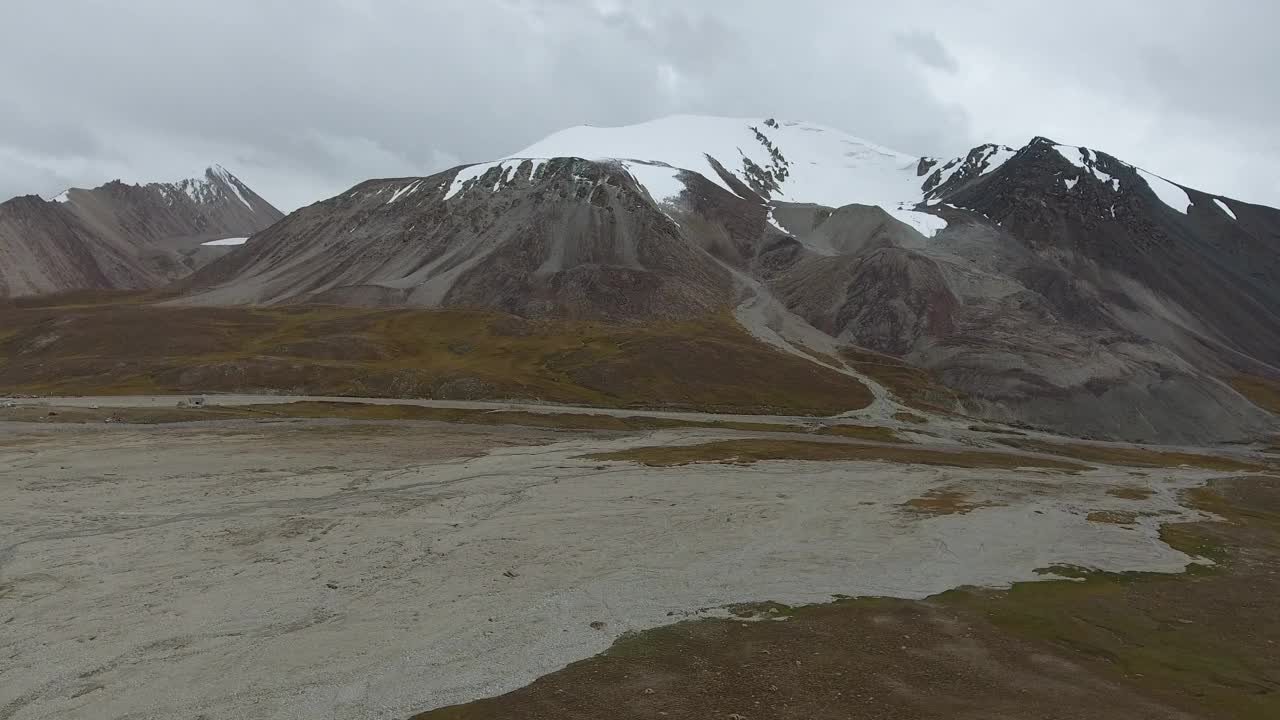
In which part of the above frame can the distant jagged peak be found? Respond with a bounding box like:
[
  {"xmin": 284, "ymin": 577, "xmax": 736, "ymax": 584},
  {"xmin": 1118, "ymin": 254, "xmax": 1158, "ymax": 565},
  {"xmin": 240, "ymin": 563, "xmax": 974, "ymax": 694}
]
[
  {"xmin": 154, "ymin": 165, "xmax": 258, "ymax": 211},
  {"xmin": 45, "ymin": 164, "xmax": 263, "ymax": 213}
]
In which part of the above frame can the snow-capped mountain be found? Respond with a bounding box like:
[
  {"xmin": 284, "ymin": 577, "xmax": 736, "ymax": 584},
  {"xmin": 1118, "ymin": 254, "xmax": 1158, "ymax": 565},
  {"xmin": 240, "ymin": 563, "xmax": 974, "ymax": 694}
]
[
  {"xmin": 0, "ymin": 166, "xmax": 283, "ymax": 297},
  {"xmin": 185, "ymin": 115, "xmax": 1280, "ymax": 444},
  {"xmin": 449, "ymin": 115, "xmax": 947, "ymax": 236}
]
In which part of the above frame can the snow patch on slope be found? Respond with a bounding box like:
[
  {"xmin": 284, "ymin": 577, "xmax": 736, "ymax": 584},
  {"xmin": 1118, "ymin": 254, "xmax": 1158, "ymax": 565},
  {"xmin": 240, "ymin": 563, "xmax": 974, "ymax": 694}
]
[
  {"xmin": 920, "ymin": 144, "xmax": 1016, "ymax": 205},
  {"xmin": 622, "ymin": 161, "xmax": 686, "ymax": 205},
  {"xmin": 1054, "ymin": 145, "xmax": 1088, "ymax": 169},
  {"xmin": 210, "ymin": 165, "xmax": 254, "ymax": 210},
  {"xmin": 445, "ymin": 161, "xmax": 503, "ymax": 200},
  {"xmin": 1093, "ymin": 168, "xmax": 1121, "ymax": 192},
  {"xmin": 445, "ymin": 158, "xmax": 567, "ymax": 201},
  {"xmin": 1137, "ymin": 169, "xmax": 1192, "ymax": 214},
  {"xmin": 202, "ymin": 237, "xmax": 248, "ymax": 247},
  {"xmin": 980, "ymin": 145, "xmax": 1018, "ymax": 174},
  {"xmin": 928, "ymin": 159, "xmax": 964, "ymax": 192},
  {"xmin": 180, "ymin": 179, "xmax": 205, "ymax": 204},
  {"xmin": 387, "ymin": 181, "xmax": 423, "ymax": 204},
  {"xmin": 889, "ymin": 208, "xmax": 948, "ymax": 238},
  {"xmin": 1213, "ymin": 198, "xmax": 1237, "ymax": 220},
  {"xmin": 1053, "ymin": 144, "xmax": 1121, "ymax": 192}
]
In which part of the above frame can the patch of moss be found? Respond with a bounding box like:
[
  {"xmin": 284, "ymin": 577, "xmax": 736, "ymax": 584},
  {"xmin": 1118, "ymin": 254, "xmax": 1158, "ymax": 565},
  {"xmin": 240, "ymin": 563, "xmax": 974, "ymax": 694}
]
[
  {"xmin": 997, "ymin": 438, "xmax": 1269, "ymax": 473},
  {"xmin": 968, "ymin": 425, "xmax": 1026, "ymax": 436},
  {"xmin": 727, "ymin": 601, "xmax": 799, "ymax": 619},
  {"xmin": 1, "ymin": 400, "xmax": 826, "ymax": 436},
  {"xmin": 0, "ymin": 304, "xmax": 873, "ymax": 416},
  {"xmin": 584, "ymin": 439, "xmax": 1087, "ymax": 471},
  {"xmin": 901, "ymin": 489, "xmax": 1002, "ymax": 516},
  {"xmin": 816, "ymin": 424, "xmax": 902, "ymax": 443},
  {"xmin": 840, "ymin": 347, "xmax": 965, "ymax": 414},
  {"xmin": 1229, "ymin": 375, "xmax": 1280, "ymax": 415},
  {"xmin": 1087, "ymin": 510, "xmax": 1139, "ymax": 525},
  {"xmin": 1107, "ymin": 486, "xmax": 1155, "ymax": 501}
]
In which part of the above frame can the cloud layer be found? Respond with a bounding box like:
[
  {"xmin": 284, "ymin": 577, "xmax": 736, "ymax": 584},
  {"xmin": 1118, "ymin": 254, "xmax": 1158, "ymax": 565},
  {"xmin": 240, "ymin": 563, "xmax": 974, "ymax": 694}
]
[{"xmin": 2, "ymin": 0, "xmax": 1275, "ymax": 211}]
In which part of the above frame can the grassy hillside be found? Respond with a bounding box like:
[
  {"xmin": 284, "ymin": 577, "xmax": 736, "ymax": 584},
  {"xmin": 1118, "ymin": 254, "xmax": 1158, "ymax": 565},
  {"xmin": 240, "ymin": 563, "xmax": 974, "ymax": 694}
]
[{"xmin": 0, "ymin": 299, "xmax": 872, "ymax": 415}]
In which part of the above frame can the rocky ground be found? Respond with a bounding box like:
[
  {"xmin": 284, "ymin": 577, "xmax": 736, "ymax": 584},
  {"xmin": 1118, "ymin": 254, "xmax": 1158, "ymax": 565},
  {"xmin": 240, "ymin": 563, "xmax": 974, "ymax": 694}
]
[{"xmin": 1, "ymin": 398, "xmax": 1273, "ymax": 719}]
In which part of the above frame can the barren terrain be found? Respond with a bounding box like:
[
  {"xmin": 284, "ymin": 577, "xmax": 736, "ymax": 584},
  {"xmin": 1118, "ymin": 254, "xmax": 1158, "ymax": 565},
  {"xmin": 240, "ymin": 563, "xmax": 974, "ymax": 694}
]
[{"xmin": 2, "ymin": 397, "xmax": 1272, "ymax": 719}]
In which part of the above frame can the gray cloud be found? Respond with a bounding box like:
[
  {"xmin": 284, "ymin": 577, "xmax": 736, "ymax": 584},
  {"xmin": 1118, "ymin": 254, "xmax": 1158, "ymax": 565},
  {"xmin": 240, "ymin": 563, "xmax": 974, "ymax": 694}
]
[
  {"xmin": 1, "ymin": 0, "xmax": 1276, "ymax": 211},
  {"xmin": 896, "ymin": 31, "xmax": 958, "ymax": 73}
]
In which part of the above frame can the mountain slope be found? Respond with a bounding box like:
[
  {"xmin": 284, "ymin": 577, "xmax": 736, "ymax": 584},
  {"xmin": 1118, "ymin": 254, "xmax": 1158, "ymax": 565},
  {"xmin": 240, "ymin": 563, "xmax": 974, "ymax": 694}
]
[
  {"xmin": 185, "ymin": 116, "xmax": 1279, "ymax": 443},
  {"xmin": 0, "ymin": 166, "xmax": 283, "ymax": 297},
  {"xmin": 923, "ymin": 137, "xmax": 1280, "ymax": 367},
  {"xmin": 188, "ymin": 158, "xmax": 735, "ymax": 319},
  {"xmin": 880, "ymin": 138, "xmax": 1280, "ymax": 441}
]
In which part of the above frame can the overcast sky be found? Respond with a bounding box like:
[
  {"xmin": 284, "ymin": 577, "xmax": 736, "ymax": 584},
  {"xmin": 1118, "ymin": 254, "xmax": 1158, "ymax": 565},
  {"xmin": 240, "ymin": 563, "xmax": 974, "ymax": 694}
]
[{"xmin": 2, "ymin": 0, "xmax": 1276, "ymax": 211}]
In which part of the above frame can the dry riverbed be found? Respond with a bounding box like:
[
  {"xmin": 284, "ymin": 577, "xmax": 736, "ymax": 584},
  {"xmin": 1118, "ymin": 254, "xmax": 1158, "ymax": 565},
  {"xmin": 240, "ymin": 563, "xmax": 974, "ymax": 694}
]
[{"xmin": 0, "ymin": 404, "xmax": 1270, "ymax": 719}]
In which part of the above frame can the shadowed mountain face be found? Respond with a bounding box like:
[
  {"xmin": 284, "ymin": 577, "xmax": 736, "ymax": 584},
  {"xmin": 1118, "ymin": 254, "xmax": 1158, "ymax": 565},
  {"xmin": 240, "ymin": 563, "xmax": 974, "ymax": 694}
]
[
  {"xmin": 885, "ymin": 140, "xmax": 1279, "ymax": 443},
  {"xmin": 927, "ymin": 138, "xmax": 1280, "ymax": 369},
  {"xmin": 0, "ymin": 166, "xmax": 282, "ymax": 297},
  {"xmin": 182, "ymin": 117, "xmax": 1280, "ymax": 443}
]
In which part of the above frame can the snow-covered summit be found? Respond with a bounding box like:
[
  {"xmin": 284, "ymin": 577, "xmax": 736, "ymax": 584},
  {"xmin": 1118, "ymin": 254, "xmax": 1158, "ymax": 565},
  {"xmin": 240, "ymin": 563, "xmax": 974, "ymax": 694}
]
[
  {"xmin": 448, "ymin": 114, "xmax": 1239, "ymax": 237},
  {"xmin": 515, "ymin": 115, "xmax": 924, "ymax": 206},
  {"xmin": 159, "ymin": 165, "xmax": 257, "ymax": 210},
  {"xmin": 492, "ymin": 115, "xmax": 947, "ymax": 235}
]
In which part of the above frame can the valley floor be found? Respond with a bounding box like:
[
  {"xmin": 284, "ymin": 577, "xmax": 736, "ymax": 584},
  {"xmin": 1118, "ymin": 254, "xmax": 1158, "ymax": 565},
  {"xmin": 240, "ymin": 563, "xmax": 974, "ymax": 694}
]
[{"xmin": 0, "ymin": 399, "xmax": 1275, "ymax": 719}]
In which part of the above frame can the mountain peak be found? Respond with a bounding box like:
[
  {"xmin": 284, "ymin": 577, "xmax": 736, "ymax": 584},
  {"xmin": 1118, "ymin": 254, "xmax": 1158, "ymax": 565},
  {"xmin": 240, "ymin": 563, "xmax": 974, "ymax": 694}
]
[
  {"xmin": 43, "ymin": 164, "xmax": 250, "ymax": 206},
  {"xmin": 206, "ymin": 164, "xmax": 242, "ymax": 185},
  {"xmin": 478, "ymin": 114, "xmax": 950, "ymax": 236},
  {"xmin": 152, "ymin": 165, "xmax": 259, "ymax": 211}
]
